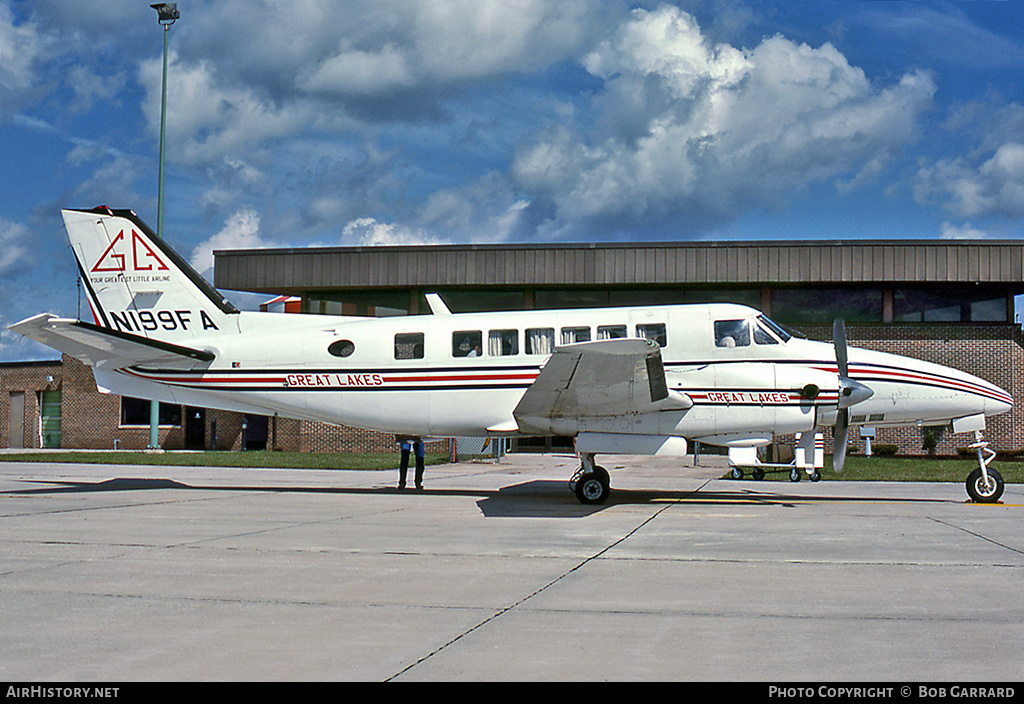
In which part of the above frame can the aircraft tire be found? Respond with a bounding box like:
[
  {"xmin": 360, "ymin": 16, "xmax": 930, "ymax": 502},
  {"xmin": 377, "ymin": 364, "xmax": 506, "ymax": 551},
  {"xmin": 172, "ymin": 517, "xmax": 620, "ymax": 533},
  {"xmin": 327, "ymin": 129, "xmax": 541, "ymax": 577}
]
[
  {"xmin": 966, "ymin": 467, "xmax": 1004, "ymax": 503},
  {"xmin": 574, "ymin": 470, "xmax": 610, "ymax": 505}
]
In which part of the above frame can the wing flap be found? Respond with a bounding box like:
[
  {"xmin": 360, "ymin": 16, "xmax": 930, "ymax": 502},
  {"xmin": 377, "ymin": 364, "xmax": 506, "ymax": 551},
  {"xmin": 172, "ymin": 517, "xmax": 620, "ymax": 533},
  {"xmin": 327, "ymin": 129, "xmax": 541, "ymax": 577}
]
[
  {"xmin": 9, "ymin": 314, "xmax": 215, "ymax": 369},
  {"xmin": 513, "ymin": 338, "xmax": 690, "ymax": 434}
]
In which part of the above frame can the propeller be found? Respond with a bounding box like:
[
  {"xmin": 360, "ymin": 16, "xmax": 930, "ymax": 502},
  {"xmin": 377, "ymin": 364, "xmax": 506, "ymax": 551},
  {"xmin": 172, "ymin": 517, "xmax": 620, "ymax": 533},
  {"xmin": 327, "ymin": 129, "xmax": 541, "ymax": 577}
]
[{"xmin": 831, "ymin": 319, "xmax": 873, "ymax": 473}]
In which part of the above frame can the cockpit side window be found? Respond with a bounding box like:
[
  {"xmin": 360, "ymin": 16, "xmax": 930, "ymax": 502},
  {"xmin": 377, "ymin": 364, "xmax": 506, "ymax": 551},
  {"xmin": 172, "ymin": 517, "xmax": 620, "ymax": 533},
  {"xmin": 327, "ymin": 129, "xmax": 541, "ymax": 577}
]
[
  {"xmin": 714, "ymin": 319, "xmax": 750, "ymax": 348},
  {"xmin": 753, "ymin": 322, "xmax": 778, "ymax": 345}
]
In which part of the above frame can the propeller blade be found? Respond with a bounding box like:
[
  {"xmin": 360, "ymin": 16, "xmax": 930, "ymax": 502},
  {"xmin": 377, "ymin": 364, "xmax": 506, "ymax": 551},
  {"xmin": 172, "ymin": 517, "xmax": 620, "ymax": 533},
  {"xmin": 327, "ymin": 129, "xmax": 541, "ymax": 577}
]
[
  {"xmin": 833, "ymin": 318, "xmax": 848, "ymax": 377},
  {"xmin": 833, "ymin": 408, "xmax": 849, "ymax": 473}
]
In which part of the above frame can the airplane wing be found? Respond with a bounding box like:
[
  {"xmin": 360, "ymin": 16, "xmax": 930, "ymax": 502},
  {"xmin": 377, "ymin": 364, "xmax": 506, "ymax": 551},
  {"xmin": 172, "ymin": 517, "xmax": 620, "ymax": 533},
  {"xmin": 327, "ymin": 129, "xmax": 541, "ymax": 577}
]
[
  {"xmin": 9, "ymin": 314, "xmax": 215, "ymax": 370},
  {"xmin": 511, "ymin": 338, "xmax": 691, "ymax": 435}
]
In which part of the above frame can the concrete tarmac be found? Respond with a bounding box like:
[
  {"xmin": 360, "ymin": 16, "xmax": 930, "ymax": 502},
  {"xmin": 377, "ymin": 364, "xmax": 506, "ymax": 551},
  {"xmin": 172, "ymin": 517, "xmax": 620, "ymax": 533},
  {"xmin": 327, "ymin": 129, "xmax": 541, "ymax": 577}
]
[{"xmin": 0, "ymin": 453, "xmax": 1022, "ymax": 682}]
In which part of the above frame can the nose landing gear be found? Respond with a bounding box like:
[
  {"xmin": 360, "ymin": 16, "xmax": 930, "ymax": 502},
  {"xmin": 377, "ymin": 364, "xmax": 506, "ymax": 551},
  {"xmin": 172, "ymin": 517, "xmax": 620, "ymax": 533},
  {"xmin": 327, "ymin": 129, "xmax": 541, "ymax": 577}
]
[{"xmin": 965, "ymin": 431, "xmax": 1003, "ymax": 503}]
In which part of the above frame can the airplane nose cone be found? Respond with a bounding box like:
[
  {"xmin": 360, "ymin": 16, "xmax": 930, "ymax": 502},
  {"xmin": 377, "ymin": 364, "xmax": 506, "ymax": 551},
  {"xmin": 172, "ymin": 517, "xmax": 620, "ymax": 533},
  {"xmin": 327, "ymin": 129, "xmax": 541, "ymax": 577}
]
[{"xmin": 988, "ymin": 387, "xmax": 1014, "ymax": 417}]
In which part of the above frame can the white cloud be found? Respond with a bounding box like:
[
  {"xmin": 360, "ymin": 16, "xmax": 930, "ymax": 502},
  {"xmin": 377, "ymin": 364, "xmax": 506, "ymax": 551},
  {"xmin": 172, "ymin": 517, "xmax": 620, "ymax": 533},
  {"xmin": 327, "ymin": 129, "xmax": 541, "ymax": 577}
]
[
  {"xmin": 290, "ymin": 0, "xmax": 597, "ymax": 96},
  {"xmin": 139, "ymin": 53, "xmax": 321, "ymax": 166},
  {"xmin": 0, "ymin": 217, "xmax": 31, "ymax": 274},
  {"xmin": 513, "ymin": 5, "xmax": 936, "ymax": 236},
  {"xmin": 341, "ymin": 217, "xmax": 443, "ymax": 246},
  {"xmin": 418, "ymin": 171, "xmax": 532, "ymax": 242},
  {"xmin": 190, "ymin": 209, "xmax": 275, "ymax": 275},
  {"xmin": 940, "ymin": 221, "xmax": 987, "ymax": 240},
  {"xmin": 0, "ymin": 4, "xmax": 53, "ymax": 109},
  {"xmin": 916, "ymin": 142, "xmax": 1024, "ymax": 219}
]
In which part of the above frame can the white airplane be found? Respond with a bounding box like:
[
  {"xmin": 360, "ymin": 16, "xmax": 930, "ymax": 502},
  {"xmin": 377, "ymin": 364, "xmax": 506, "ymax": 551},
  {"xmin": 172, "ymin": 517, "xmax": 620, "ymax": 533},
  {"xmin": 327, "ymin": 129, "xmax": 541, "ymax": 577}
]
[{"xmin": 10, "ymin": 207, "xmax": 1014, "ymax": 504}]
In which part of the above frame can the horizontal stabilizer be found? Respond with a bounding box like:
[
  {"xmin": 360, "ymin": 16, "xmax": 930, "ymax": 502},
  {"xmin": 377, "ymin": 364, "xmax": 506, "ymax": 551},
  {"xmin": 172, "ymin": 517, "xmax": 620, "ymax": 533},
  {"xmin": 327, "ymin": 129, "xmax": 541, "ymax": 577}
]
[{"xmin": 9, "ymin": 314, "xmax": 215, "ymax": 369}]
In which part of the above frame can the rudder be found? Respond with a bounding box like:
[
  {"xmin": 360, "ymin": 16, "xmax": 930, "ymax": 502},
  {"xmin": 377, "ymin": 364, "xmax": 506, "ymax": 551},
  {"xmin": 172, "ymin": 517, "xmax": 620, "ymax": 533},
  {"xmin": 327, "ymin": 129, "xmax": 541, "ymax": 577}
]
[{"xmin": 63, "ymin": 206, "xmax": 238, "ymax": 342}]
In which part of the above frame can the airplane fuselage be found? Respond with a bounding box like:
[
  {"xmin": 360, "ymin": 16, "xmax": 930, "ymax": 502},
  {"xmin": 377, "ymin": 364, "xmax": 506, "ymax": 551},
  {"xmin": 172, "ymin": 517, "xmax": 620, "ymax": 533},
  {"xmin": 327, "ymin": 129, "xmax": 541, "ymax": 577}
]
[{"xmin": 102, "ymin": 301, "xmax": 1012, "ymax": 447}]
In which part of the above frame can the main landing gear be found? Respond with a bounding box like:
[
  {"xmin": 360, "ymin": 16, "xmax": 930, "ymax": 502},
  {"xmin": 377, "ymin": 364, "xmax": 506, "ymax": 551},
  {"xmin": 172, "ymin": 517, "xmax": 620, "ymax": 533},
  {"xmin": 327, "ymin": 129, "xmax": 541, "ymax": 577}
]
[
  {"xmin": 569, "ymin": 453, "xmax": 610, "ymax": 505},
  {"xmin": 965, "ymin": 431, "xmax": 1004, "ymax": 503}
]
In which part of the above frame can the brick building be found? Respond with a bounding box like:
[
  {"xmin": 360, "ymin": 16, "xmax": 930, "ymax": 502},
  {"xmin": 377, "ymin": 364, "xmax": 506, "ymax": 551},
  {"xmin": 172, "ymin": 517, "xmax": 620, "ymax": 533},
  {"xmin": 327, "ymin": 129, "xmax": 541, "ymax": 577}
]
[{"xmin": 3, "ymin": 239, "xmax": 1024, "ymax": 457}]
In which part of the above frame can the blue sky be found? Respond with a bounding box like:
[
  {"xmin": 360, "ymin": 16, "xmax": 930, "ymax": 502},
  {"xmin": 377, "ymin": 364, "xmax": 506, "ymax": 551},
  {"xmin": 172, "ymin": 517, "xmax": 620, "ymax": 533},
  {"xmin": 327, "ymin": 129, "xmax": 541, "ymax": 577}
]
[{"xmin": 2, "ymin": 0, "xmax": 1024, "ymax": 360}]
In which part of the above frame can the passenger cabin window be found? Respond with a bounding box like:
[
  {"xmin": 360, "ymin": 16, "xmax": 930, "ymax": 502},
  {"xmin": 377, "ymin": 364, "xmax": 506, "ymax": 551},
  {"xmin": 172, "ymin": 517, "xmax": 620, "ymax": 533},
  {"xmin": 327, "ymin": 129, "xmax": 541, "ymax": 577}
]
[
  {"xmin": 328, "ymin": 339, "xmax": 356, "ymax": 357},
  {"xmin": 561, "ymin": 326, "xmax": 591, "ymax": 344},
  {"xmin": 453, "ymin": 330, "xmax": 483, "ymax": 357},
  {"xmin": 526, "ymin": 328, "xmax": 554, "ymax": 355},
  {"xmin": 395, "ymin": 332, "xmax": 424, "ymax": 360},
  {"xmin": 597, "ymin": 325, "xmax": 627, "ymax": 340},
  {"xmin": 488, "ymin": 329, "xmax": 519, "ymax": 356},
  {"xmin": 636, "ymin": 323, "xmax": 667, "ymax": 347}
]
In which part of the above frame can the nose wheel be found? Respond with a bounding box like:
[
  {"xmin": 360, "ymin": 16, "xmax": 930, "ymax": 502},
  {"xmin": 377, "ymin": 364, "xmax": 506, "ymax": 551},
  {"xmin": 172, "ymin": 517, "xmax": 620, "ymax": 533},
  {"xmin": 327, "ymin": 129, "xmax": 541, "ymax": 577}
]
[
  {"xmin": 966, "ymin": 467, "xmax": 1004, "ymax": 503},
  {"xmin": 965, "ymin": 431, "xmax": 1003, "ymax": 503}
]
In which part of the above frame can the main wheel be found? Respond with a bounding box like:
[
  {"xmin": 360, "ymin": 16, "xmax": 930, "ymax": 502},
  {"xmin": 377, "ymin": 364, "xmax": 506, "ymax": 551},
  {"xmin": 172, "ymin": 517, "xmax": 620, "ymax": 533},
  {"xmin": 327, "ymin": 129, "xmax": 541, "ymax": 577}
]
[
  {"xmin": 966, "ymin": 467, "xmax": 1004, "ymax": 503},
  {"xmin": 574, "ymin": 469, "xmax": 610, "ymax": 505}
]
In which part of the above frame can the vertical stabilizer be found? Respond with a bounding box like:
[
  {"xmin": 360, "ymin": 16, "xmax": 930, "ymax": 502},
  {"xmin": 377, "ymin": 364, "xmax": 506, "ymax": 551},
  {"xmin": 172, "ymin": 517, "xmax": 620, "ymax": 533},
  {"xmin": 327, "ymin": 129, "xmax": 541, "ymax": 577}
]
[{"xmin": 63, "ymin": 207, "xmax": 238, "ymax": 342}]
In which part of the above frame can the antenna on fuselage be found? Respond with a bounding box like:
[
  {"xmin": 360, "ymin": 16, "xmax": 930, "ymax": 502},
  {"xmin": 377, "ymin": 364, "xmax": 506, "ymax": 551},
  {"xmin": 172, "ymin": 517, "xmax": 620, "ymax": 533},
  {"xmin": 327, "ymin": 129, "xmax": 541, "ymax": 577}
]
[{"xmin": 425, "ymin": 293, "xmax": 451, "ymax": 315}]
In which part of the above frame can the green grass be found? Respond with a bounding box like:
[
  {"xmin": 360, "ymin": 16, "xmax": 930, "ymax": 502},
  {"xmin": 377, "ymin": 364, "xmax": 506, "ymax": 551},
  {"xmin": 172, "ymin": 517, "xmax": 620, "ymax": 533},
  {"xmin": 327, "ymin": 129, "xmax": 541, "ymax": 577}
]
[
  {"xmin": 737, "ymin": 455, "xmax": 1024, "ymax": 484},
  {"xmin": 0, "ymin": 450, "xmax": 449, "ymax": 471}
]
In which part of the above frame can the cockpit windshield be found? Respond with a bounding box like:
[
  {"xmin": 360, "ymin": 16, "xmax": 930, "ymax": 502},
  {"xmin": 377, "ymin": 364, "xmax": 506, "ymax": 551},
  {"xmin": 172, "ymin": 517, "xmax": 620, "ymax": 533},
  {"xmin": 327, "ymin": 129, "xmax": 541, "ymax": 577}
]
[
  {"xmin": 757, "ymin": 315, "xmax": 792, "ymax": 343},
  {"xmin": 715, "ymin": 315, "xmax": 792, "ymax": 348}
]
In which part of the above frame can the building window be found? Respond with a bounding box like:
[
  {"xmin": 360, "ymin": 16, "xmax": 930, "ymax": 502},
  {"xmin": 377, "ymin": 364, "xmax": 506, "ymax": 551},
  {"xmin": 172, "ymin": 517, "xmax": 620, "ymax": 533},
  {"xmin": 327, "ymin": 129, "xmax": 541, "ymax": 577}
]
[
  {"xmin": 772, "ymin": 288, "xmax": 882, "ymax": 325},
  {"xmin": 120, "ymin": 398, "xmax": 182, "ymax": 427},
  {"xmin": 894, "ymin": 288, "xmax": 1007, "ymax": 323}
]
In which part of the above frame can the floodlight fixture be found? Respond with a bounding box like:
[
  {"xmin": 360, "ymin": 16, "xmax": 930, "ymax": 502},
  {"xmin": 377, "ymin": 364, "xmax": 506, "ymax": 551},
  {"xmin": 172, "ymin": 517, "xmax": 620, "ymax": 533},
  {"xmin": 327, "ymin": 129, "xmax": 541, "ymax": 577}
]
[{"xmin": 151, "ymin": 3, "xmax": 179, "ymax": 26}]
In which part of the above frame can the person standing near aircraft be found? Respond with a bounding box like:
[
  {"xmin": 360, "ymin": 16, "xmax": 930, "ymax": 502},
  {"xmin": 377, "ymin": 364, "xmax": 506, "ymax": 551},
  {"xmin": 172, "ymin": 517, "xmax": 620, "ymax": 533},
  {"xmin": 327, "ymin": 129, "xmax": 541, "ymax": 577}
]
[{"xmin": 396, "ymin": 435, "xmax": 425, "ymax": 490}]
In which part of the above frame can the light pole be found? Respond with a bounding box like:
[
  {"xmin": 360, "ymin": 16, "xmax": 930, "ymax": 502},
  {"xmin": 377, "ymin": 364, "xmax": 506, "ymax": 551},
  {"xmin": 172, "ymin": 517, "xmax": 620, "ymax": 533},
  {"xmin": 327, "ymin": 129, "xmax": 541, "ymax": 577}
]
[
  {"xmin": 152, "ymin": 3, "xmax": 178, "ymax": 241},
  {"xmin": 148, "ymin": 3, "xmax": 179, "ymax": 450}
]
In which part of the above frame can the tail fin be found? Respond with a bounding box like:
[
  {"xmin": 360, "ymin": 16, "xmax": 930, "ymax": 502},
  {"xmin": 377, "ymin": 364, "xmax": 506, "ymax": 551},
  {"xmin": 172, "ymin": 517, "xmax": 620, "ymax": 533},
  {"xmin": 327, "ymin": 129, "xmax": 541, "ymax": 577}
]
[{"xmin": 63, "ymin": 207, "xmax": 239, "ymax": 343}]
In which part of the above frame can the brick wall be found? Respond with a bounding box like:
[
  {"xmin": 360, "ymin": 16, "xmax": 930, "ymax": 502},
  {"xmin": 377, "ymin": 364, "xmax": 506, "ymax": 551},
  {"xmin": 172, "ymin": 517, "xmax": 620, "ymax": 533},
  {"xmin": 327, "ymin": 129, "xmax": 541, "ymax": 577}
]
[{"xmin": 0, "ymin": 361, "xmax": 61, "ymax": 449}]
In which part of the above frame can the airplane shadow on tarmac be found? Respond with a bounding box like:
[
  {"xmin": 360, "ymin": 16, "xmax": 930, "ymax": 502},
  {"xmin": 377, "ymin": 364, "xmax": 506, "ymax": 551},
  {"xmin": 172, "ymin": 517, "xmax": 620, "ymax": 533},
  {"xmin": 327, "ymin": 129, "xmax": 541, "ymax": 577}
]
[{"xmin": 2, "ymin": 476, "xmax": 956, "ymax": 519}]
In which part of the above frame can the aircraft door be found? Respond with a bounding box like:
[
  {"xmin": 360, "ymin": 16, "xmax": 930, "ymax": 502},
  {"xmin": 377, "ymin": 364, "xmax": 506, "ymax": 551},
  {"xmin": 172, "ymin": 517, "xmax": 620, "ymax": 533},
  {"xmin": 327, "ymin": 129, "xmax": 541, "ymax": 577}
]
[{"xmin": 709, "ymin": 362, "xmax": 778, "ymax": 440}]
